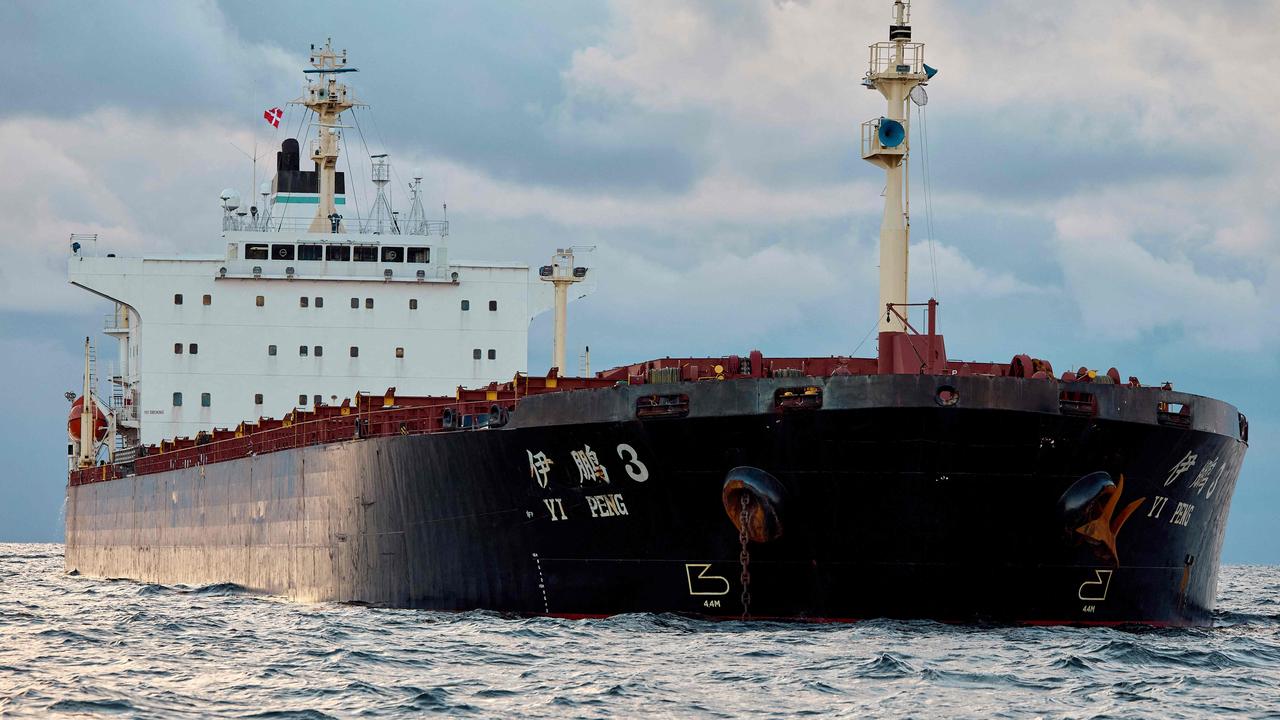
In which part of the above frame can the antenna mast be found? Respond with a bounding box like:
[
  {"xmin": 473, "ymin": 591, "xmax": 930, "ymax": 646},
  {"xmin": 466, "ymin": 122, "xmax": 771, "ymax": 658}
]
[
  {"xmin": 299, "ymin": 39, "xmax": 361, "ymax": 233},
  {"xmin": 404, "ymin": 169, "xmax": 427, "ymax": 235},
  {"xmin": 860, "ymin": 1, "xmax": 935, "ymax": 335},
  {"xmin": 368, "ymin": 154, "xmax": 397, "ymax": 234}
]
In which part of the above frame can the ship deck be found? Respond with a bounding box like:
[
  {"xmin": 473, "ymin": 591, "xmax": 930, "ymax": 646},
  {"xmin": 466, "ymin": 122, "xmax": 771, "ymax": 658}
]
[{"xmin": 69, "ymin": 352, "xmax": 1245, "ymax": 486}]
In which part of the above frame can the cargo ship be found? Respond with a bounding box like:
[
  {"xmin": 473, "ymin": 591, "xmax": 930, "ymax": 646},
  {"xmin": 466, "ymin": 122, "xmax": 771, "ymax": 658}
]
[{"xmin": 64, "ymin": 4, "xmax": 1249, "ymax": 625}]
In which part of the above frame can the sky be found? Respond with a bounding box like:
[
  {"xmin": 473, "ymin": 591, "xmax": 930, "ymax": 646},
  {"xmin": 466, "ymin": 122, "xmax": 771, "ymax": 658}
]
[{"xmin": 0, "ymin": 0, "xmax": 1275, "ymax": 561}]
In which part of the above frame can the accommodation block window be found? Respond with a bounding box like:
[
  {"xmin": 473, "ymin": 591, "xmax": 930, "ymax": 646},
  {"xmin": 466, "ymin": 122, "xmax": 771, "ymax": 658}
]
[
  {"xmin": 201, "ymin": 392, "xmax": 211, "ymax": 407},
  {"xmin": 268, "ymin": 345, "xmax": 277, "ymax": 356},
  {"xmin": 489, "ymin": 300, "xmax": 498, "ymax": 311},
  {"xmin": 174, "ymin": 294, "xmax": 183, "ymax": 305},
  {"xmin": 174, "ymin": 343, "xmax": 183, "ymax": 354},
  {"xmin": 256, "ymin": 295, "xmax": 265, "ymax": 307},
  {"xmin": 409, "ymin": 299, "xmax": 418, "ymax": 310},
  {"xmin": 202, "ymin": 294, "xmax": 211, "ymax": 305},
  {"xmin": 488, "ymin": 349, "xmax": 496, "ymax": 360},
  {"xmin": 315, "ymin": 297, "xmax": 324, "ymax": 308},
  {"xmin": 350, "ymin": 297, "xmax": 359, "ymax": 309},
  {"xmin": 300, "ymin": 297, "xmax": 309, "ymax": 308},
  {"xmin": 473, "ymin": 348, "xmax": 481, "ymax": 360},
  {"xmin": 461, "ymin": 300, "xmax": 470, "ymax": 311},
  {"xmin": 350, "ymin": 346, "xmax": 359, "ymax": 357},
  {"xmin": 173, "ymin": 392, "xmax": 183, "ymax": 406},
  {"xmin": 314, "ymin": 346, "xmax": 323, "ymax": 357},
  {"xmin": 365, "ymin": 298, "xmax": 374, "ymax": 309},
  {"xmin": 254, "ymin": 393, "xmax": 264, "ymax": 405},
  {"xmin": 298, "ymin": 394, "xmax": 307, "ymax": 406},
  {"xmin": 299, "ymin": 345, "xmax": 308, "ymax": 357},
  {"xmin": 395, "ymin": 347, "xmax": 405, "ymax": 358},
  {"xmin": 314, "ymin": 394, "xmax": 322, "ymax": 406},
  {"xmin": 188, "ymin": 343, "xmax": 198, "ymax": 354}
]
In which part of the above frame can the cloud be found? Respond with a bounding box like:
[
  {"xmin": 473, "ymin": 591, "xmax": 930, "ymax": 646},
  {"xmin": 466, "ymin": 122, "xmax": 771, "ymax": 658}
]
[
  {"xmin": 0, "ymin": 111, "xmax": 263, "ymax": 312},
  {"xmin": 0, "ymin": 1, "xmax": 297, "ymax": 121},
  {"xmin": 1053, "ymin": 206, "xmax": 1271, "ymax": 350},
  {"xmin": 910, "ymin": 240, "xmax": 1046, "ymax": 300}
]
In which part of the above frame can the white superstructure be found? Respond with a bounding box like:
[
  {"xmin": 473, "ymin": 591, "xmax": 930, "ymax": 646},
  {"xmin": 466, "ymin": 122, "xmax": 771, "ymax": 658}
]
[{"xmin": 67, "ymin": 40, "xmax": 568, "ymax": 448}]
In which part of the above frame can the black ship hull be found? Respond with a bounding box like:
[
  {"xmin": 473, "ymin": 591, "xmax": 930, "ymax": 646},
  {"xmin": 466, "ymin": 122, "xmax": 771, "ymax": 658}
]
[{"xmin": 65, "ymin": 375, "xmax": 1247, "ymax": 626}]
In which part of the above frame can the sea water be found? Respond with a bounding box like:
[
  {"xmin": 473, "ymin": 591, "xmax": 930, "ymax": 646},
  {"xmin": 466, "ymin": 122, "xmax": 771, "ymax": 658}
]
[{"xmin": 1, "ymin": 544, "xmax": 1277, "ymax": 718}]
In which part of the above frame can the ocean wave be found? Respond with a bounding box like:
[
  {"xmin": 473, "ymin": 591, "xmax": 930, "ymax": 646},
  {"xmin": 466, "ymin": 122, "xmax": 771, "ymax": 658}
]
[{"xmin": 2, "ymin": 546, "xmax": 1277, "ymax": 718}]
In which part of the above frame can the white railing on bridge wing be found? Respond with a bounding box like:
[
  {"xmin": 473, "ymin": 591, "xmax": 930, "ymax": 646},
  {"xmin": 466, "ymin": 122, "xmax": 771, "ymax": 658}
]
[{"xmin": 224, "ymin": 215, "xmax": 449, "ymax": 237}]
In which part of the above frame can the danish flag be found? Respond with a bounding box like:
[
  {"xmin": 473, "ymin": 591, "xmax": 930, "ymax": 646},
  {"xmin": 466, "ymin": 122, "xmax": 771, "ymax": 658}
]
[{"xmin": 263, "ymin": 107, "xmax": 283, "ymax": 128}]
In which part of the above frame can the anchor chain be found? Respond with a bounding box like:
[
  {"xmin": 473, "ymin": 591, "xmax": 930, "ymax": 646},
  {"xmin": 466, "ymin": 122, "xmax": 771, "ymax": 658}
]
[{"xmin": 738, "ymin": 493, "xmax": 752, "ymax": 620}]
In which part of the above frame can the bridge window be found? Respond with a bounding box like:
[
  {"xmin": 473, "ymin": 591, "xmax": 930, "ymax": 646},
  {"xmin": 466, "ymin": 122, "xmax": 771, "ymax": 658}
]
[
  {"xmin": 461, "ymin": 300, "xmax": 470, "ymax": 311},
  {"xmin": 353, "ymin": 245, "xmax": 378, "ymax": 262},
  {"xmin": 173, "ymin": 392, "xmax": 182, "ymax": 407},
  {"xmin": 201, "ymin": 392, "xmax": 211, "ymax": 407},
  {"xmin": 245, "ymin": 244, "xmax": 269, "ymax": 260},
  {"xmin": 488, "ymin": 349, "xmax": 496, "ymax": 360},
  {"xmin": 489, "ymin": 300, "xmax": 497, "ymax": 311},
  {"xmin": 298, "ymin": 244, "xmax": 323, "ymax": 261},
  {"xmin": 473, "ymin": 348, "xmax": 481, "ymax": 360},
  {"xmin": 407, "ymin": 247, "xmax": 430, "ymax": 263},
  {"xmin": 268, "ymin": 345, "xmax": 277, "ymax": 356},
  {"xmin": 174, "ymin": 343, "xmax": 182, "ymax": 354},
  {"xmin": 271, "ymin": 244, "xmax": 295, "ymax": 260},
  {"xmin": 325, "ymin": 245, "xmax": 350, "ymax": 261},
  {"xmin": 174, "ymin": 294, "xmax": 183, "ymax": 305},
  {"xmin": 409, "ymin": 299, "xmax": 418, "ymax": 310},
  {"xmin": 254, "ymin": 393, "xmax": 263, "ymax": 405},
  {"xmin": 188, "ymin": 343, "xmax": 198, "ymax": 354},
  {"xmin": 350, "ymin": 346, "xmax": 359, "ymax": 358},
  {"xmin": 300, "ymin": 296, "xmax": 309, "ymax": 308},
  {"xmin": 256, "ymin": 295, "xmax": 264, "ymax": 307},
  {"xmin": 381, "ymin": 246, "xmax": 404, "ymax": 262}
]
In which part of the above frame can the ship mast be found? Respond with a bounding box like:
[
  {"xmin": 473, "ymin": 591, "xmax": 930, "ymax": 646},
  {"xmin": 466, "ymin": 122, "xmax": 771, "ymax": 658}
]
[
  {"xmin": 78, "ymin": 337, "xmax": 93, "ymax": 467},
  {"xmin": 301, "ymin": 40, "xmax": 361, "ymax": 233},
  {"xmin": 861, "ymin": 1, "xmax": 934, "ymax": 335},
  {"xmin": 539, "ymin": 248, "xmax": 592, "ymax": 375}
]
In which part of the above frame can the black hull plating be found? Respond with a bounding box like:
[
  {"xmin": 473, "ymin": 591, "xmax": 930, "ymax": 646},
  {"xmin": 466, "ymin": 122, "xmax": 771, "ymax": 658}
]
[{"xmin": 65, "ymin": 376, "xmax": 1247, "ymax": 626}]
